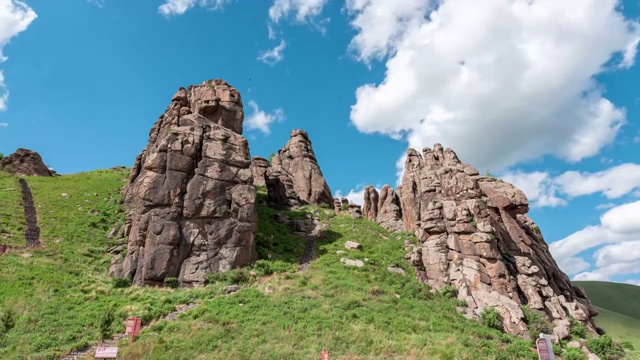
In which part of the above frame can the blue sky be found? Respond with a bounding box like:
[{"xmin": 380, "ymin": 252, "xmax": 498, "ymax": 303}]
[{"xmin": 1, "ymin": 0, "xmax": 639, "ymax": 285}]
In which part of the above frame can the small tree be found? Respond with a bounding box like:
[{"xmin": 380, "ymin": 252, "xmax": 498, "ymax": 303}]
[
  {"xmin": 0, "ymin": 307, "xmax": 16, "ymax": 338},
  {"xmin": 98, "ymin": 304, "xmax": 116, "ymax": 343},
  {"xmin": 0, "ymin": 153, "xmax": 4, "ymax": 160},
  {"xmin": 480, "ymin": 308, "xmax": 503, "ymax": 331},
  {"xmin": 267, "ymin": 152, "xmax": 276, "ymax": 165}
]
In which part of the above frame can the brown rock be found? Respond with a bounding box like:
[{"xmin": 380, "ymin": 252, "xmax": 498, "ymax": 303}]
[
  {"xmin": 109, "ymin": 79, "xmax": 257, "ymax": 286},
  {"xmin": 250, "ymin": 156, "xmax": 270, "ymax": 187},
  {"xmin": 333, "ymin": 198, "xmax": 342, "ymax": 212},
  {"xmin": 266, "ymin": 130, "xmax": 333, "ymax": 208},
  {"xmin": 344, "ymin": 241, "xmax": 363, "ymax": 250},
  {"xmin": 347, "ymin": 204, "xmax": 363, "ymax": 219},
  {"xmin": 376, "ymin": 185, "xmax": 403, "ymax": 232},
  {"xmin": 0, "ymin": 148, "xmax": 55, "ymax": 176},
  {"xmin": 399, "ymin": 144, "xmax": 598, "ymax": 339},
  {"xmin": 362, "ymin": 186, "xmax": 379, "ymax": 221}
]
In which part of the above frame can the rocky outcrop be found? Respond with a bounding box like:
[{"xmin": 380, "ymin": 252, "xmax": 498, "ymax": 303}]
[
  {"xmin": 0, "ymin": 148, "xmax": 54, "ymax": 176},
  {"xmin": 250, "ymin": 156, "xmax": 269, "ymax": 187},
  {"xmin": 266, "ymin": 130, "xmax": 333, "ymax": 208},
  {"xmin": 109, "ymin": 79, "xmax": 258, "ymax": 286},
  {"xmin": 400, "ymin": 144, "xmax": 597, "ymax": 339},
  {"xmin": 361, "ymin": 185, "xmax": 404, "ymax": 232}
]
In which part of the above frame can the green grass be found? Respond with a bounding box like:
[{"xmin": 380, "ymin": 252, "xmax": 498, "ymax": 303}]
[{"xmin": 0, "ymin": 170, "xmax": 635, "ymax": 359}]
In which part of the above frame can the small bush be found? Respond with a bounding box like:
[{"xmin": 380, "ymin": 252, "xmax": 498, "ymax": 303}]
[
  {"xmin": 164, "ymin": 277, "xmax": 179, "ymax": 289},
  {"xmin": 0, "ymin": 307, "xmax": 16, "ymax": 337},
  {"xmin": 112, "ymin": 277, "xmax": 132, "ymax": 289},
  {"xmin": 205, "ymin": 268, "xmax": 251, "ymax": 285},
  {"xmin": 569, "ymin": 317, "xmax": 588, "ymax": 339},
  {"xmin": 252, "ymin": 260, "xmax": 296, "ymax": 277},
  {"xmin": 319, "ymin": 203, "xmax": 331, "ymax": 209},
  {"xmin": 521, "ymin": 305, "xmax": 552, "ymax": 343},
  {"xmin": 586, "ymin": 335, "xmax": 625, "ymax": 360},
  {"xmin": 0, "ymin": 153, "xmax": 4, "ymax": 160},
  {"xmin": 480, "ymin": 308, "xmax": 503, "ymax": 331},
  {"xmin": 98, "ymin": 304, "xmax": 116, "ymax": 341},
  {"xmin": 437, "ymin": 285, "xmax": 458, "ymax": 299},
  {"xmin": 564, "ymin": 347, "xmax": 588, "ymax": 360}
]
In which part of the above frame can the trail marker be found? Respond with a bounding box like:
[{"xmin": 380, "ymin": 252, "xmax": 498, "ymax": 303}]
[
  {"xmin": 322, "ymin": 349, "xmax": 329, "ymax": 360},
  {"xmin": 536, "ymin": 337, "xmax": 554, "ymax": 360},
  {"xmin": 0, "ymin": 244, "xmax": 6, "ymax": 255},
  {"xmin": 95, "ymin": 347, "xmax": 118, "ymax": 359},
  {"xmin": 125, "ymin": 317, "xmax": 142, "ymax": 344}
]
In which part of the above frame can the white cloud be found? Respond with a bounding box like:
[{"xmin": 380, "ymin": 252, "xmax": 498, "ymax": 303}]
[
  {"xmin": 349, "ymin": 0, "xmax": 640, "ymax": 173},
  {"xmin": 551, "ymin": 201, "xmax": 640, "ymax": 281},
  {"xmin": 269, "ymin": 0, "xmax": 327, "ymax": 24},
  {"xmin": 244, "ymin": 100, "xmax": 284, "ymax": 135},
  {"xmin": 555, "ymin": 163, "xmax": 640, "ymax": 199},
  {"xmin": 0, "ymin": 0, "xmax": 37, "ymax": 112},
  {"xmin": 595, "ymin": 202, "xmax": 616, "ymax": 210},
  {"xmin": 158, "ymin": 0, "xmax": 230, "ymax": 17},
  {"xmin": 267, "ymin": 24, "xmax": 276, "ymax": 40},
  {"xmin": 557, "ymin": 257, "xmax": 591, "ymax": 276},
  {"xmin": 624, "ymin": 279, "xmax": 640, "ymax": 286},
  {"xmin": 87, "ymin": 0, "xmax": 105, "ymax": 8},
  {"xmin": 500, "ymin": 171, "xmax": 566, "ymax": 208},
  {"xmin": 257, "ymin": 40, "xmax": 287, "ymax": 65}
]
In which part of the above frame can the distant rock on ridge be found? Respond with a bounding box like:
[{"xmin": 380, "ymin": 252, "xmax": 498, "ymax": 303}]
[
  {"xmin": 0, "ymin": 148, "xmax": 55, "ymax": 177},
  {"xmin": 362, "ymin": 185, "xmax": 403, "ymax": 232},
  {"xmin": 109, "ymin": 79, "xmax": 257, "ymax": 286}
]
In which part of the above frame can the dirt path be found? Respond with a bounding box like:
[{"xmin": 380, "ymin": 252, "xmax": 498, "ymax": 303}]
[
  {"xmin": 298, "ymin": 235, "xmax": 316, "ymax": 271},
  {"xmin": 18, "ymin": 178, "xmax": 41, "ymax": 247}
]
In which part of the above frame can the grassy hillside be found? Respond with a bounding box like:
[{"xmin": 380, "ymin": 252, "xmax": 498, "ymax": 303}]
[
  {"xmin": 574, "ymin": 281, "xmax": 640, "ymax": 350},
  {"xmin": 0, "ymin": 170, "xmax": 636, "ymax": 359}
]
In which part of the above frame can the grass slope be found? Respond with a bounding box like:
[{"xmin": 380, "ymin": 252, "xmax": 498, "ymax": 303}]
[
  {"xmin": 574, "ymin": 281, "xmax": 640, "ymax": 350},
  {"xmin": 0, "ymin": 170, "xmax": 634, "ymax": 359}
]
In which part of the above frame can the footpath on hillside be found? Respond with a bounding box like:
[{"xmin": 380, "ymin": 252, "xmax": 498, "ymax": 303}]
[{"xmin": 18, "ymin": 178, "xmax": 40, "ymax": 247}]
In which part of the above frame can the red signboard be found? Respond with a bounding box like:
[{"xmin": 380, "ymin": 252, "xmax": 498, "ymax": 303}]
[
  {"xmin": 0, "ymin": 244, "xmax": 7, "ymax": 255},
  {"xmin": 536, "ymin": 338, "xmax": 552, "ymax": 360},
  {"xmin": 322, "ymin": 349, "xmax": 329, "ymax": 360},
  {"xmin": 95, "ymin": 347, "xmax": 118, "ymax": 359},
  {"xmin": 125, "ymin": 317, "xmax": 142, "ymax": 344}
]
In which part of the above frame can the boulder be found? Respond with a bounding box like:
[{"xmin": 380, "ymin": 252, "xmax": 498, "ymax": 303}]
[
  {"xmin": 362, "ymin": 186, "xmax": 379, "ymax": 221},
  {"xmin": 265, "ymin": 130, "xmax": 333, "ymax": 208},
  {"xmin": 376, "ymin": 185, "xmax": 403, "ymax": 232},
  {"xmin": 347, "ymin": 204, "xmax": 363, "ymax": 219},
  {"xmin": 344, "ymin": 241, "xmax": 363, "ymax": 250},
  {"xmin": 340, "ymin": 258, "xmax": 364, "ymax": 267},
  {"xmin": 387, "ymin": 266, "xmax": 406, "ymax": 276},
  {"xmin": 400, "ymin": 144, "xmax": 598, "ymax": 339},
  {"xmin": 0, "ymin": 148, "xmax": 54, "ymax": 176},
  {"xmin": 109, "ymin": 79, "xmax": 258, "ymax": 286}
]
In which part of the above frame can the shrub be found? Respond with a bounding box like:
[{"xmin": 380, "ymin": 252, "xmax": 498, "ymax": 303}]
[
  {"xmin": 319, "ymin": 203, "xmax": 331, "ymax": 209},
  {"xmin": 0, "ymin": 307, "xmax": 16, "ymax": 337},
  {"xmin": 252, "ymin": 260, "xmax": 296, "ymax": 277},
  {"xmin": 480, "ymin": 308, "xmax": 503, "ymax": 331},
  {"xmin": 569, "ymin": 317, "xmax": 588, "ymax": 340},
  {"xmin": 437, "ymin": 285, "xmax": 458, "ymax": 299},
  {"xmin": 205, "ymin": 268, "xmax": 251, "ymax": 285},
  {"xmin": 112, "ymin": 277, "xmax": 132, "ymax": 289},
  {"xmin": 564, "ymin": 347, "xmax": 588, "ymax": 360},
  {"xmin": 0, "ymin": 153, "xmax": 4, "ymax": 160},
  {"xmin": 586, "ymin": 335, "xmax": 625, "ymax": 360},
  {"xmin": 98, "ymin": 304, "xmax": 116, "ymax": 341},
  {"xmin": 164, "ymin": 277, "xmax": 179, "ymax": 289},
  {"xmin": 521, "ymin": 305, "xmax": 552, "ymax": 343}
]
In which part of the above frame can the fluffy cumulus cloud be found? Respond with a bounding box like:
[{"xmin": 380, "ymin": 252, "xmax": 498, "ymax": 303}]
[
  {"xmin": 269, "ymin": 0, "xmax": 328, "ymax": 24},
  {"xmin": 257, "ymin": 40, "xmax": 287, "ymax": 65},
  {"xmin": 550, "ymin": 201, "xmax": 640, "ymax": 280},
  {"xmin": 158, "ymin": 0, "xmax": 231, "ymax": 17},
  {"xmin": 348, "ymin": 0, "xmax": 640, "ymax": 173},
  {"xmin": 498, "ymin": 163, "xmax": 640, "ymax": 208},
  {"xmin": 244, "ymin": 100, "xmax": 285, "ymax": 135}
]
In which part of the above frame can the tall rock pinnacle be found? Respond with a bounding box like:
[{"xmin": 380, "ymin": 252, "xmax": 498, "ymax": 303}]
[
  {"xmin": 109, "ymin": 79, "xmax": 257, "ymax": 286},
  {"xmin": 400, "ymin": 144, "xmax": 597, "ymax": 339}
]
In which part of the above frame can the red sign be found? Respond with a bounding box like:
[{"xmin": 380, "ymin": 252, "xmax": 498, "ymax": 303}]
[
  {"xmin": 536, "ymin": 338, "xmax": 552, "ymax": 360},
  {"xmin": 95, "ymin": 347, "xmax": 118, "ymax": 359},
  {"xmin": 0, "ymin": 244, "xmax": 6, "ymax": 255},
  {"xmin": 125, "ymin": 317, "xmax": 142, "ymax": 344},
  {"xmin": 322, "ymin": 349, "xmax": 329, "ymax": 360}
]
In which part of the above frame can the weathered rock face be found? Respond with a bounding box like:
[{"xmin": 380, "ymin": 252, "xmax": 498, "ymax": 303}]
[
  {"xmin": 401, "ymin": 144, "xmax": 597, "ymax": 339},
  {"xmin": 0, "ymin": 149, "xmax": 54, "ymax": 176},
  {"xmin": 250, "ymin": 156, "xmax": 270, "ymax": 187},
  {"xmin": 109, "ymin": 79, "xmax": 258, "ymax": 286},
  {"xmin": 266, "ymin": 130, "xmax": 333, "ymax": 208},
  {"xmin": 362, "ymin": 185, "xmax": 403, "ymax": 232}
]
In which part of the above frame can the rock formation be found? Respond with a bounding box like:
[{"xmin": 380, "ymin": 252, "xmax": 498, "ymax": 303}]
[
  {"xmin": 0, "ymin": 148, "xmax": 54, "ymax": 176},
  {"xmin": 109, "ymin": 79, "xmax": 258, "ymax": 286},
  {"xmin": 250, "ymin": 156, "xmax": 269, "ymax": 186},
  {"xmin": 266, "ymin": 130, "xmax": 333, "ymax": 208},
  {"xmin": 362, "ymin": 185, "xmax": 404, "ymax": 232},
  {"xmin": 400, "ymin": 144, "xmax": 597, "ymax": 339}
]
